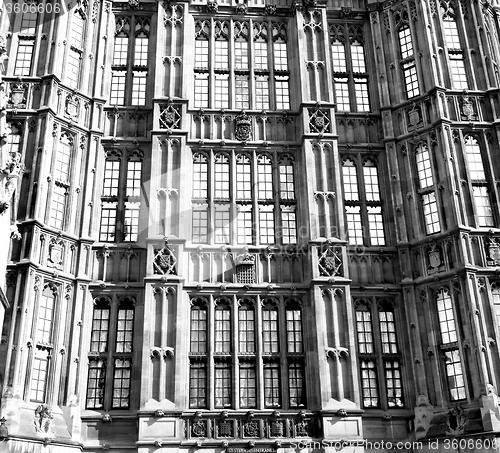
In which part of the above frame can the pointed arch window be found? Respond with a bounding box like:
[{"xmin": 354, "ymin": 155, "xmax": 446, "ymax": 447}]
[
  {"xmin": 194, "ymin": 19, "xmax": 290, "ymax": 110},
  {"xmin": 110, "ymin": 16, "xmax": 150, "ymax": 106},
  {"xmin": 99, "ymin": 149, "xmax": 143, "ymax": 242},
  {"xmin": 341, "ymin": 156, "xmax": 385, "ymax": 246},
  {"xmin": 329, "ymin": 24, "xmax": 370, "ymax": 112},
  {"xmin": 354, "ymin": 298, "xmax": 404, "ymax": 409},
  {"xmin": 66, "ymin": 8, "xmax": 87, "ymax": 88},
  {"xmin": 441, "ymin": 4, "xmax": 468, "ymax": 90},
  {"xmin": 189, "ymin": 295, "xmax": 305, "ymax": 409},
  {"xmin": 86, "ymin": 295, "xmax": 136, "ymax": 410}
]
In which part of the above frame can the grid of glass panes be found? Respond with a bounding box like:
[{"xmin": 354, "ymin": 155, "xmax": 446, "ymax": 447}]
[
  {"xmin": 190, "ymin": 306, "xmax": 207, "ymax": 353},
  {"xmin": 113, "ymin": 358, "xmax": 132, "ymax": 408},
  {"xmin": 86, "ymin": 359, "xmax": 106, "ymax": 408},
  {"xmin": 194, "ymin": 19, "xmax": 290, "ymax": 110},
  {"xmin": 385, "ymin": 360, "xmax": 403, "ymax": 407},
  {"xmin": 235, "ymin": 75, "xmax": 250, "ymax": 109},
  {"xmin": 360, "ymin": 360, "xmax": 379, "ymax": 407},
  {"xmin": 436, "ymin": 289, "xmax": 458, "ymax": 344},
  {"xmin": 286, "ymin": 309, "xmax": 303, "ymax": 353},
  {"xmin": 86, "ymin": 297, "xmax": 135, "ymax": 410},
  {"xmin": 54, "ymin": 140, "xmax": 71, "ymax": 182},
  {"xmin": 330, "ymin": 26, "xmax": 370, "ymax": 112},
  {"xmin": 351, "ymin": 42, "xmax": 366, "ymax": 72},
  {"xmin": 444, "ymin": 350, "xmax": 466, "ymax": 400},
  {"xmin": 215, "ymin": 363, "xmax": 232, "ymax": 408},
  {"xmin": 100, "ymin": 203, "xmax": 117, "ymax": 241},
  {"xmin": 492, "ymin": 285, "xmax": 500, "ymax": 330},
  {"xmin": 259, "ymin": 209, "xmax": 275, "ymax": 245},
  {"xmin": 398, "ymin": 26, "xmax": 413, "ymax": 59},
  {"xmin": 416, "ymin": 144, "xmax": 434, "ymax": 188},
  {"xmin": 214, "ymin": 210, "xmax": 230, "ymax": 244},
  {"xmin": 192, "ymin": 210, "xmax": 208, "ymax": 243},
  {"xmin": 215, "ymin": 306, "xmax": 231, "ymax": 353},
  {"xmin": 239, "ymin": 307, "xmax": 255, "ymax": 353},
  {"xmin": 449, "ymin": 56, "xmax": 468, "ymax": 89},
  {"xmin": 342, "ymin": 157, "xmax": 385, "ymax": 246},
  {"xmin": 100, "ymin": 154, "xmax": 142, "ymax": 242},
  {"xmin": 262, "ymin": 308, "xmax": 279, "ymax": 353},
  {"xmin": 110, "ymin": 16, "xmax": 149, "ymax": 106},
  {"xmin": 132, "ymin": 72, "xmax": 147, "ymax": 105},
  {"xmin": 237, "ymin": 210, "xmax": 253, "ymax": 244},
  {"xmin": 354, "ymin": 79, "xmax": 370, "ymax": 112},
  {"xmin": 255, "ymin": 76, "xmax": 270, "ymax": 110},
  {"xmin": 36, "ymin": 294, "xmax": 54, "ymax": 344},
  {"xmin": 342, "ymin": 160, "xmax": 359, "ymax": 201},
  {"xmin": 110, "ymin": 73, "xmax": 126, "ymax": 104},
  {"xmin": 236, "ymin": 156, "xmax": 252, "ymax": 198},
  {"xmin": 264, "ymin": 362, "xmax": 281, "ymax": 407},
  {"xmin": 31, "ymin": 354, "xmax": 49, "ymax": 402},
  {"xmin": 402, "ymin": 62, "xmax": 419, "ymax": 98},
  {"xmin": 124, "ymin": 203, "xmax": 140, "ymax": 241},
  {"xmin": 126, "ymin": 161, "xmax": 142, "ymax": 197},
  {"xmin": 239, "ymin": 363, "xmax": 257, "ymax": 408},
  {"xmin": 66, "ymin": 53, "xmax": 81, "ymax": 89},
  {"xmin": 355, "ymin": 300, "xmax": 404, "ymax": 409},
  {"xmin": 189, "ymin": 362, "xmax": 207, "ymax": 408},
  {"xmin": 115, "ymin": 307, "xmax": 134, "ymax": 353},
  {"xmin": 363, "ymin": 163, "xmax": 380, "ymax": 201},
  {"xmin": 90, "ymin": 306, "xmax": 110, "ymax": 352},
  {"xmin": 215, "ymin": 155, "xmax": 230, "ymax": 198},
  {"xmin": 49, "ymin": 185, "xmax": 66, "ymax": 229},
  {"xmin": 356, "ymin": 310, "xmax": 374, "ymax": 354},
  {"xmin": 472, "ymin": 186, "xmax": 494, "ymax": 226},
  {"xmin": 15, "ymin": 42, "xmax": 35, "ymax": 77},
  {"xmin": 331, "ymin": 41, "xmax": 347, "ymax": 72},
  {"xmin": 346, "ymin": 206, "xmax": 363, "ymax": 245},
  {"xmin": 20, "ymin": 1, "xmax": 38, "ymax": 32},
  {"xmin": 191, "ymin": 152, "xmax": 297, "ymax": 245},
  {"xmin": 422, "ymin": 192, "xmax": 440, "ymax": 234},
  {"xmin": 379, "ymin": 311, "xmax": 397, "ymax": 354},
  {"xmin": 288, "ymin": 363, "xmax": 304, "ymax": 408},
  {"xmin": 398, "ymin": 24, "xmax": 420, "ymax": 98},
  {"xmin": 367, "ymin": 207, "xmax": 385, "ymax": 246},
  {"xmin": 465, "ymin": 136, "xmax": 486, "ymax": 180},
  {"xmin": 281, "ymin": 209, "xmax": 297, "ymax": 244},
  {"xmin": 443, "ymin": 18, "xmax": 461, "ymax": 48},
  {"xmin": 189, "ymin": 297, "xmax": 305, "ymax": 409},
  {"xmin": 67, "ymin": 11, "xmax": 85, "ymax": 88}
]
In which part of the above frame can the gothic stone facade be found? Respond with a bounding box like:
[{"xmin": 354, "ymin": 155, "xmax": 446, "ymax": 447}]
[{"xmin": 2, "ymin": 0, "xmax": 500, "ymax": 452}]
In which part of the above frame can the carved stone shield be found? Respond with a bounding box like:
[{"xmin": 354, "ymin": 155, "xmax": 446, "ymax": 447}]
[
  {"xmin": 235, "ymin": 112, "xmax": 252, "ymax": 143},
  {"xmin": 10, "ymin": 89, "xmax": 24, "ymax": 106}
]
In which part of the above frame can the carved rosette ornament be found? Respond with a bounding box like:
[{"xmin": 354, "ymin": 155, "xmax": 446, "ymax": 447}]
[{"xmin": 234, "ymin": 111, "xmax": 252, "ymax": 143}]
